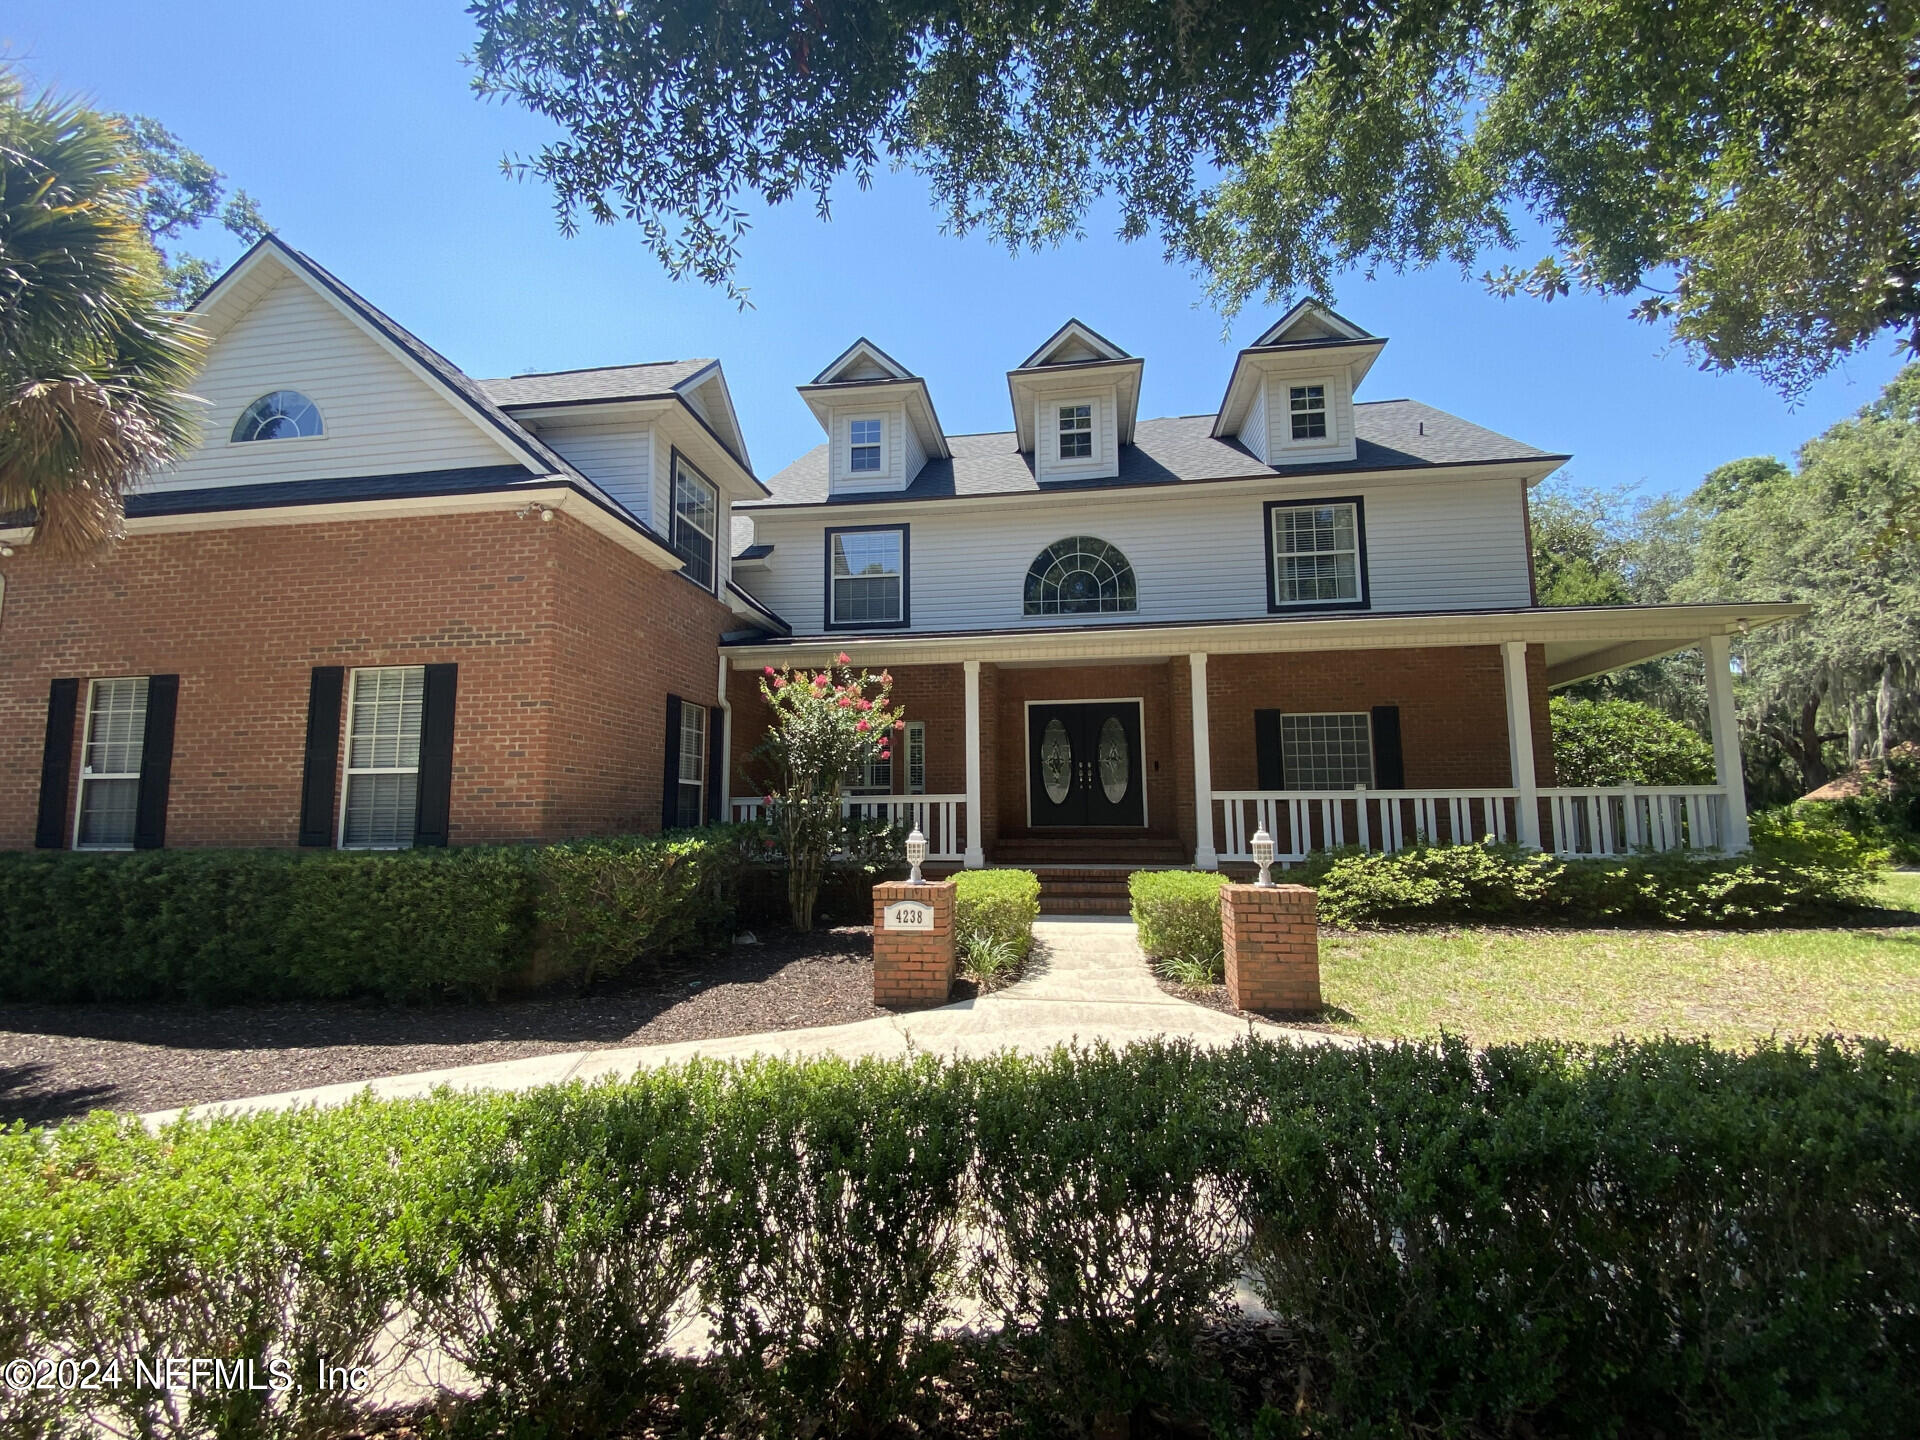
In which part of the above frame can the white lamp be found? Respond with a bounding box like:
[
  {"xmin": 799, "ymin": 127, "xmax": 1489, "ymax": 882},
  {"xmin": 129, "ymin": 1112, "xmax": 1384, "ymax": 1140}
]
[
  {"xmin": 905, "ymin": 826, "xmax": 928, "ymax": 885},
  {"xmin": 1251, "ymin": 826, "xmax": 1276, "ymax": 887}
]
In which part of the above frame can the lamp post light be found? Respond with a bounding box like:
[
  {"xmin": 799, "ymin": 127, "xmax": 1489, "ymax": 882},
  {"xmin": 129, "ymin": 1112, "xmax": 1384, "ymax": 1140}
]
[
  {"xmin": 1251, "ymin": 826, "xmax": 1276, "ymax": 887},
  {"xmin": 905, "ymin": 826, "xmax": 928, "ymax": 885}
]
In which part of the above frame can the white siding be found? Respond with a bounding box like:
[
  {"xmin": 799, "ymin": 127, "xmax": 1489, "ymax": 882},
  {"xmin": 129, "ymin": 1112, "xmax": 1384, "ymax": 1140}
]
[
  {"xmin": 828, "ymin": 403, "xmax": 910, "ymax": 495},
  {"xmin": 1265, "ymin": 372, "xmax": 1355, "ymax": 465},
  {"xmin": 150, "ymin": 275, "xmax": 513, "ymax": 492},
  {"xmin": 1242, "ymin": 381, "xmax": 1269, "ymax": 464},
  {"xmin": 537, "ymin": 417, "xmax": 652, "ymax": 521},
  {"xmin": 903, "ymin": 414, "xmax": 929, "ymax": 485},
  {"xmin": 1033, "ymin": 388, "xmax": 1118, "ymax": 482},
  {"xmin": 743, "ymin": 475, "xmax": 1532, "ymax": 633}
]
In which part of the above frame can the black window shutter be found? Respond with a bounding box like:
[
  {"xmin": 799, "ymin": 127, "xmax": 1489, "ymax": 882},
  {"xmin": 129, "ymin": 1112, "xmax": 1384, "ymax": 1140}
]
[
  {"xmin": 132, "ymin": 674, "xmax": 180, "ymax": 850},
  {"xmin": 1254, "ymin": 709, "xmax": 1286, "ymax": 790},
  {"xmin": 34, "ymin": 678, "xmax": 81, "ymax": 849},
  {"xmin": 706, "ymin": 704, "xmax": 726, "ymax": 824},
  {"xmin": 661, "ymin": 694, "xmax": 684, "ymax": 830},
  {"xmin": 1371, "ymin": 705, "xmax": 1405, "ymax": 789},
  {"xmin": 298, "ymin": 667, "xmax": 345, "ymax": 846},
  {"xmin": 413, "ymin": 664, "xmax": 458, "ymax": 847}
]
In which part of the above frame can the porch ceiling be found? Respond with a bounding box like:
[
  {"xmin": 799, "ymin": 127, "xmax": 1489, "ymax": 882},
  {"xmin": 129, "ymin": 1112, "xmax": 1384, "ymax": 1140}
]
[{"xmin": 721, "ymin": 601, "xmax": 1808, "ymax": 686}]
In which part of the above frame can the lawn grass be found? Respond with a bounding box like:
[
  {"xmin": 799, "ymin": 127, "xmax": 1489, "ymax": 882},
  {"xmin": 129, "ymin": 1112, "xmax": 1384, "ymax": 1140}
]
[{"xmin": 1320, "ymin": 872, "xmax": 1920, "ymax": 1048}]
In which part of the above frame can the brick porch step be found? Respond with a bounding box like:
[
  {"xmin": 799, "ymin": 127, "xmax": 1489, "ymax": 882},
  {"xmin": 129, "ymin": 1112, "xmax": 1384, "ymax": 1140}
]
[{"xmin": 1020, "ymin": 864, "xmax": 1186, "ymax": 917}]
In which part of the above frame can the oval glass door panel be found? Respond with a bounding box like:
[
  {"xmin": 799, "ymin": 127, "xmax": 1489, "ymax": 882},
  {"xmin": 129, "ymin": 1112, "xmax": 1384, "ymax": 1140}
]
[
  {"xmin": 1098, "ymin": 716, "xmax": 1129, "ymax": 803},
  {"xmin": 1041, "ymin": 718, "xmax": 1073, "ymax": 804}
]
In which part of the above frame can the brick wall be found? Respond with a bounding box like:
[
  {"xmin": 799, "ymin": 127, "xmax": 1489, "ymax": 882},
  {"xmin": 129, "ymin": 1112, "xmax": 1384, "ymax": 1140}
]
[
  {"xmin": 1204, "ymin": 644, "xmax": 1555, "ymax": 790},
  {"xmin": 0, "ymin": 508, "xmax": 733, "ymax": 849}
]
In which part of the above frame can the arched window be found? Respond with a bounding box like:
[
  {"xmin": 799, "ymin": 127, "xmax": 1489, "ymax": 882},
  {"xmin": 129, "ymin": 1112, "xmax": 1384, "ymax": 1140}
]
[
  {"xmin": 231, "ymin": 390, "xmax": 323, "ymax": 442},
  {"xmin": 1023, "ymin": 536, "xmax": 1138, "ymax": 615}
]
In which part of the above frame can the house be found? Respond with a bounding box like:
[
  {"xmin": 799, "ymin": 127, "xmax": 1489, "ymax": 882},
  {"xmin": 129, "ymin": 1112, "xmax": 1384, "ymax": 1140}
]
[
  {"xmin": 722, "ymin": 311, "xmax": 1803, "ymax": 882},
  {"xmin": 0, "ymin": 241, "xmax": 1801, "ymax": 882}
]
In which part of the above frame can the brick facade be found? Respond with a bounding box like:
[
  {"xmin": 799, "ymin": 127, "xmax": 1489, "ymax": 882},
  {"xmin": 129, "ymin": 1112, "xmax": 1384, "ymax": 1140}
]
[
  {"xmin": 726, "ymin": 644, "xmax": 1554, "ymax": 861},
  {"xmin": 0, "ymin": 508, "xmax": 730, "ymax": 849}
]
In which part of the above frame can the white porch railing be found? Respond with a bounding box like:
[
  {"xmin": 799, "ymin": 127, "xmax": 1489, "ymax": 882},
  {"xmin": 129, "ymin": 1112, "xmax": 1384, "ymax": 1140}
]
[
  {"xmin": 1215, "ymin": 789, "xmax": 1520, "ymax": 863},
  {"xmin": 1541, "ymin": 786, "xmax": 1726, "ymax": 858},
  {"xmin": 1214, "ymin": 786, "xmax": 1729, "ymax": 863},
  {"xmin": 729, "ymin": 794, "xmax": 968, "ymax": 862}
]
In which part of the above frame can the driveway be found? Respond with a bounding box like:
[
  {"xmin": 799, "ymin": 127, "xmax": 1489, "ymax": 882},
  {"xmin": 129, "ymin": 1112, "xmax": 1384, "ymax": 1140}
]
[{"xmin": 147, "ymin": 917, "xmax": 1345, "ymax": 1125}]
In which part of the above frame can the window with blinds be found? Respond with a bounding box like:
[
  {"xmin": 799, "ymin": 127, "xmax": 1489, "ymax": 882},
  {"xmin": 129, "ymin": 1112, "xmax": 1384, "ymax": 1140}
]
[
  {"xmin": 677, "ymin": 700, "xmax": 707, "ymax": 827},
  {"xmin": 342, "ymin": 666, "xmax": 424, "ymax": 847},
  {"xmin": 76, "ymin": 677, "xmax": 148, "ymax": 849}
]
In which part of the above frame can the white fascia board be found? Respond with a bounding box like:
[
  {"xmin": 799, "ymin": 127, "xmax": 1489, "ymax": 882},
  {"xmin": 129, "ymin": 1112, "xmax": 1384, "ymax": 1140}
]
[{"xmin": 721, "ymin": 602, "xmax": 1809, "ymax": 671}]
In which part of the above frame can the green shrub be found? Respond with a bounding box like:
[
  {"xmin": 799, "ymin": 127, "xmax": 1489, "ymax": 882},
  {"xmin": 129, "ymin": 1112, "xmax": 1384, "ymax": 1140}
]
[
  {"xmin": 971, "ymin": 1041, "xmax": 1245, "ymax": 1433},
  {"xmin": 0, "ymin": 830, "xmax": 741, "ymax": 1004},
  {"xmin": 695, "ymin": 1055, "xmax": 975, "ymax": 1438},
  {"xmin": 1309, "ymin": 819, "xmax": 1884, "ymax": 928},
  {"xmin": 1130, "ymin": 869, "xmax": 1227, "ymax": 964},
  {"xmin": 1550, "ymin": 695, "xmax": 1716, "ymax": 786},
  {"xmin": 952, "ymin": 868, "xmax": 1040, "ymax": 960}
]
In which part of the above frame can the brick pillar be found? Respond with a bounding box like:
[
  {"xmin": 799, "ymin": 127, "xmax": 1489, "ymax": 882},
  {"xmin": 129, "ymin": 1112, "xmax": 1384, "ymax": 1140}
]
[
  {"xmin": 872, "ymin": 879, "xmax": 957, "ymax": 1008},
  {"xmin": 1220, "ymin": 884, "xmax": 1322, "ymax": 1015}
]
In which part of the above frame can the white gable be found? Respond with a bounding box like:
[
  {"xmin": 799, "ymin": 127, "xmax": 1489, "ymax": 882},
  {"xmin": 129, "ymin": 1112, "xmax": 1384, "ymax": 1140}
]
[
  {"xmin": 812, "ymin": 338, "xmax": 916, "ymax": 385},
  {"xmin": 1253, "ymin": 300, "xmax": 1372, "ymax": 347},
  {"xmin": 150, "ymin": 273, "xmax": 519, "ymax": 494}
]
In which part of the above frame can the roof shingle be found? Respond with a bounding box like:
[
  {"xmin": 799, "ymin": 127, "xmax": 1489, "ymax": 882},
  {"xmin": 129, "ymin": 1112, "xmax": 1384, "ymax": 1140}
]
[{"xmin": 480, "ymin": 361, "xmax": 716, "ymax": 408}]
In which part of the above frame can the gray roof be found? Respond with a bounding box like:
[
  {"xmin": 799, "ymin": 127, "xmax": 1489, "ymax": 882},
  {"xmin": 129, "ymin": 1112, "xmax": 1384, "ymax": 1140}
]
[
  {"xmin": 747, "ymin": 400, "xmax": 1561, "ymax": 508},
  {"xmin": 480, "ymin": 360, "xmax": 716, "ymax": 408}
]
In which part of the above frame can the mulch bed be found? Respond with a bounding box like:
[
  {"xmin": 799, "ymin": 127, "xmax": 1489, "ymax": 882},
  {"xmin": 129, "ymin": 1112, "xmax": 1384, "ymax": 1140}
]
[{"xmin": 0, "ymin": 927, "xmax": 882, "ymax": 1127}]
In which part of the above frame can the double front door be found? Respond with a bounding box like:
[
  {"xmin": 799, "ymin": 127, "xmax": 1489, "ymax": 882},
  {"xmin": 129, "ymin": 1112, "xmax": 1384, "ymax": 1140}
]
[{"xmin": 1027, "ymin": 701, "xmax": 1145, "ymax": 827}]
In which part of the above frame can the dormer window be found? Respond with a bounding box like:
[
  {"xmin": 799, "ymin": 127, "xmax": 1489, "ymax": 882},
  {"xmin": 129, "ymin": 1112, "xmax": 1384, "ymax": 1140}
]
[
  {"xmin": 1289, "ymin": 385, "xmax": 1327, "ymax": 441},
  {"xmin": 232, "ymin": 390, "xmax": 322, "ymax": 442},
  {"xmin": 1058, "ymin": 404, "xmax": 1093, "ymax": 460},
  {"xmin": 850, "ymin": 418, "xmax": 882, "ymax": 472}
]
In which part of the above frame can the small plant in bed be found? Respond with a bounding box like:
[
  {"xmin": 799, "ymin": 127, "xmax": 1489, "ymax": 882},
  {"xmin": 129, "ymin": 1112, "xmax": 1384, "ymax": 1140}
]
[{"xmin": 960, "ymin": 929, "xmax": 1024, "ymax": 990}]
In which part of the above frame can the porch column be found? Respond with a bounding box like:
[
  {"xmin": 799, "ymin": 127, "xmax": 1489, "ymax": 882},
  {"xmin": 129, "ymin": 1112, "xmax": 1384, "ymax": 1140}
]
[
  {"xmin": 1703, "ymin": 633, "xmax": 1752, "ymax": 852},
  {"xmin": 1501, "ymin": 640, "xmax": 1543, "ymax": 849},
  {"xmin": 963, "ymin": 660, "xmax": 986, "ymax": 868},
  {"xmin": 1190, "ymin": 652, "xmax": 1219, "ymax": 869}
]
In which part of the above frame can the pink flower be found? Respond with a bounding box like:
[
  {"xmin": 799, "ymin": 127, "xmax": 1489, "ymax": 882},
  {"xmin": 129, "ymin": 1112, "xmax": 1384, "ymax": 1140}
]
[
  {"xmin": 879, "ymin": 746, "xmax": 891, "ymax": 759},
  {"xmin": 763, "ymin": 665, "xmax": 776, "ymax": 676},
  {"xmin": 894, "ymin": 717, "xmax": 907, "ymax": 730},
  {"xmin": 762, "ymin": 794, "xmax": 774, "ymax": 806},
  {"xmin": 856, "ymin": 719, "xmax": 870, "ymax": 732},
  {"xmin": 836, "ymin": 651, "xmax": 852, "ymax": 665},
  {"xmin": 771, "ymin": 675, "xmax": 785, "ymax": 689},
  {"xmin": 856, "ymin": 697, "xmax": 872, "ymax": 711},
  {"xmin": 837, "ymin": 695, "xmax": 854, "ymax": 708},
  {"xmin": 878, "ymin": 670, "xmax": 892, "ymax": 684}
]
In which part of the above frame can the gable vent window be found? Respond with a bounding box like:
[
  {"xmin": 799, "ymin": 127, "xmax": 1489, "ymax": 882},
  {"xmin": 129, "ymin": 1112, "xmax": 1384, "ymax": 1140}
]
[
  {"xmin": 828, "ymin": 526, "xmax": 907, "ymax": 628},
  {"xmin": 232, "ymin": 390, "xmax": 323, "ymax": 442},
  {"xmin": 342, "ymin": 667, "xmax": 423, "ymax": 848},
  {"xmin": 1024, "ymin": 536, "xmax": 1137, "ymax": 615},
  {"xmin": 1058, "ymin": 404, "xmax": 1093, "ymax": 460},
  {"xmin": 76, "ymin": 678, "xmax": 148, "ymax": 849},
  {"xmin": 1268, "ymin": 499, "xmax": 1366, "ymax": 609},
  {"xmin": 671, "ymin": 455, "xmax": 719, "ymax": 591},
  {"xmin": 850, "ymin": 418, "xmax": 883, "ymax": 472},
  {"xmin": 1280, "ymin": 712, "xmax": 1373, "ymax": 789},
  {"xmin": 1289, "ymin": 385, "xmax": 1327, "ymax": 440}
]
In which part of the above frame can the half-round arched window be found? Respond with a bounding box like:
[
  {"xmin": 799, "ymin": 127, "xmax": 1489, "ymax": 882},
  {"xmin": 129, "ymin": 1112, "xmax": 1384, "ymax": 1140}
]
[
  {"xmin": 231, "ymin": 390, "xmax": 323, "ymax": 442},
  {"xmin": 1023, "ymin": 536, "xmax": 1138, "ymax": 615}
]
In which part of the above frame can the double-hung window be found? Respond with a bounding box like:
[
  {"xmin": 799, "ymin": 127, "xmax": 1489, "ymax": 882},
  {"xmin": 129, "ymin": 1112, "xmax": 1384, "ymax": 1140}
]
[
  {"xmin": 849, "ymin": 418, "xmax": 882, "ymax": 473},
  {"xmin": 1280, "ymin": 713, "xmax": 1373, "ymax": 789},
  {"xmin": 1057, "ymin": 404, "xmax": 1093, "ymax": 460},
  {"xmin": 75, "ymin": 677, "xmax": 148, "ymax": 849},
  {"xmin": 342, "ymin": 666, "xmax": 424, "ymax": 847},
  {"xmin": 827, "ymin": 526, "xmax": 907, "ymax": 628},
  {"xmin": 1289, "ymin": 384, "xmax": 1327, "ymax": 440},
  {"xmin": 676, "ymin": 701, "xmax": 708, "ymax": 826},
  {"xmin": 905, "ymin": 721, "xmax": 926, "ymax": 795},
  {"xmin": 1267, "ymin": 498, "xmax": 1366, "ymax": 609},
  {"xmin": 671, "ymin": 455, "xmax": 719, "ymax": 591}
]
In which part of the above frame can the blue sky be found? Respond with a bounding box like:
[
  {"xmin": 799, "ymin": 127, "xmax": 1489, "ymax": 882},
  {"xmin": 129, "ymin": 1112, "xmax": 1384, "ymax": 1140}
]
[{"xmin": 10, "ymin": 0, "xmax": 1908, "ymax": 493}]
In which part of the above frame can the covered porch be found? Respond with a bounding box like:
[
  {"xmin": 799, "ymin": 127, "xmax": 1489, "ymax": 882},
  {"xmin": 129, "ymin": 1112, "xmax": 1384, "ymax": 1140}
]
[{"xmin": 724, "ymin": 603, "xmax": 1802, "ymax": 871}]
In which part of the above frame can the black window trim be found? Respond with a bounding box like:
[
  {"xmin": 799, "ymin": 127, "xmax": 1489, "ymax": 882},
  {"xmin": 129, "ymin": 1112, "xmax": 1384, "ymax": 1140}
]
[
  {"xmin": 1263, "ymin": 495, "xmax": 1371, "ymax": 614},
  {"xmin": 668, "ymin": 447, "xmax": 721, "ymax": 594},
  {"xmin": 823, "ymin": 522, "xmax": 911, "ymax": 632}
]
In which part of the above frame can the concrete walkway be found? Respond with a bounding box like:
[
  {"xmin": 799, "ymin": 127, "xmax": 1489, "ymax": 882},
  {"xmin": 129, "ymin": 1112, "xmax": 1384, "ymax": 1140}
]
[{"xmin": 146, "ymin": 917, "xmax": 1346, "ymax": 1125}]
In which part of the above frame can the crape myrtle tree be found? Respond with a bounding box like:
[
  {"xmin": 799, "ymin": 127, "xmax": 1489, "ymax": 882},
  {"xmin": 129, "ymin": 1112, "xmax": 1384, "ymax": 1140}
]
[
  {"xmin": 754, "ymin": 653, "xmax": 902, "ymax": 932},
  {"xmin": 470, "ymin": 0, "xmax": 1920, "ymax": 390}
]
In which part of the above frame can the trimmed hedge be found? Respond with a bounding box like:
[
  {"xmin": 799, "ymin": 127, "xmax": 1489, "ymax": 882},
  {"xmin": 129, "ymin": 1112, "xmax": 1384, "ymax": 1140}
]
[
  {"xmin": 954, "ymin": 868, "xmax": 1040, "ymax": 961},
  {"xmin": 0, "ymin": 829, "xmax": 740, "ymax": 1004},
  {"xmin": 2, "ymin": 1037, "xmax": 1915, "ymax": 1439},
  {"xmin": 1305, "ymin": 813, "xmax": 1883, "ymax": 928},
  {"xmin": 1130, "ymin": 869, "xmax": 1228, "ymax": 964}
]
